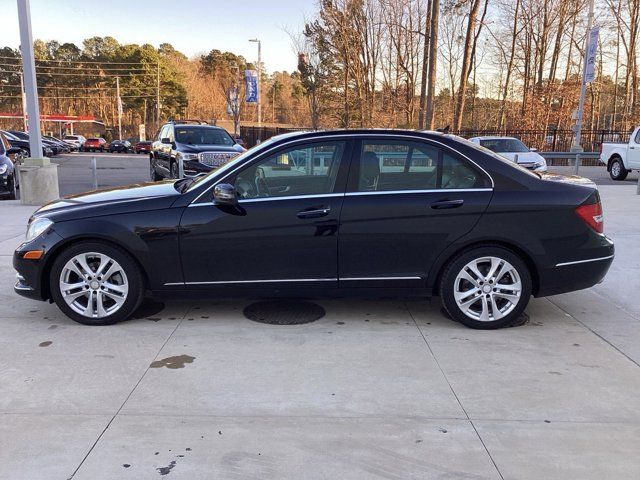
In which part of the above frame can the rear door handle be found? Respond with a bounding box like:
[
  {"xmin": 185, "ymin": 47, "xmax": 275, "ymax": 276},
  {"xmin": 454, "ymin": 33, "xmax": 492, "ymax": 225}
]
[
  {"xmin": 430, "ymin": 199, "xmax": 464, "ymax": 209},
  {"xmin": 297, "ymin": 206, "xmax": 331, "ymax": 219}
]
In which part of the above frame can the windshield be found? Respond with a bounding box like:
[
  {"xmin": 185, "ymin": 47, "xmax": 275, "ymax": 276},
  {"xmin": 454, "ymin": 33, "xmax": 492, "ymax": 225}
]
[
  {"xmin": 479, "ymin": 138, "xmax": 529, "ymax": 153},
  {"xmin": 2, "ymin": 131, "xmax": 19, "ymax": 141},
  {"xmin": 447, "ymin": 135, "xmax": 540, "ymax": 178},
  {"xmin": 185, "ymin": 137, "xmax": 279, "ymax": 192},
  {"xmin": 175, "ymin": 127, "xmax": 235, "ymax": 146}
]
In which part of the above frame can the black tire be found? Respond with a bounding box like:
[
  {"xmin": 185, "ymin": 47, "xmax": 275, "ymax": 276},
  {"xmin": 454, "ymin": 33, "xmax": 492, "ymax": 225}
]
[
  {"xmin": 150, "ymin": 159, "xmax": 162, "ymax": 181},
  {"xmin": 609, "ymin": 157, "xmax": 628, "ymax": 181},
  {"xmin": 170, "ymin": 161, "xmax": 178, "ymax": 179},
  {"xmin": 49, "ymin": 241, "xmax": 144, "ymax": 326},
  {"xmin": 440, "ymin": 245, "xmax": 532, "ymax": 329},
  {"xmin": 7, "ymin": 172, "xmax": 16, "ymax": 200}
]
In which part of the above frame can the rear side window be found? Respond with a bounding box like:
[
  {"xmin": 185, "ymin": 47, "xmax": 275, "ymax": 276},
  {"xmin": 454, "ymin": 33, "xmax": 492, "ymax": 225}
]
[{"xmin": 355, "ymin": 139, "xmax": 489, "ymax": 192}]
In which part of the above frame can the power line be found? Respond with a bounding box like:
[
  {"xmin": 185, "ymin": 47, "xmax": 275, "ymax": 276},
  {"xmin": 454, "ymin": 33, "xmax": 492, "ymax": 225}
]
[
  {"xmin": 0, "ymin": 68, "xmax": 156, "ymax": 77},
  {"xmin": 0, "ymin": 94, "xmax": 158, "ymax": 99},
  {"xmin": 0, "ymin": 55, "xmax": 155, "ymax": 66},
  {"xmin": 0, "ymin": 62, "xmax": 153, "ymax": 72},
  {"xmin": 1, "ymin": 84, "xmax": 157, "ymax": 91}
]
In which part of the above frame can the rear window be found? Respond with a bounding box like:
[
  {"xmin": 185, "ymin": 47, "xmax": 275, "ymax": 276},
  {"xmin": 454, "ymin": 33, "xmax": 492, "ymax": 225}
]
[{"xmin": 175, "ymin": 127, "xmax": 234, "ymax": 146}]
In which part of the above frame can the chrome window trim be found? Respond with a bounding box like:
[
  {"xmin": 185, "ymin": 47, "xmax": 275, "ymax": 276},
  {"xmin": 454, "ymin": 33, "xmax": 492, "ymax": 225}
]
[
  {"xmin": 189, "ymin": 132, "xmax": 495, "ymax": 205},
  {"xmin": 345, "ymin": 188, "xmax": 493, "ymax": 197},
  {"xmin": 188, "ymin": 189, "xmax": 492, "ymax": 207},
  {"xmin": 555, "ymin": 255, "xmax": 614, "ymax": 267}
]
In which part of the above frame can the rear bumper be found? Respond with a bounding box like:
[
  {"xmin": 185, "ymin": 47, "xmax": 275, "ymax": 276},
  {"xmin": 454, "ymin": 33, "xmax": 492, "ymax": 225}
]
[{"xmin": 536, "ymin": 240, "xmax": 614, "ymax": 297}]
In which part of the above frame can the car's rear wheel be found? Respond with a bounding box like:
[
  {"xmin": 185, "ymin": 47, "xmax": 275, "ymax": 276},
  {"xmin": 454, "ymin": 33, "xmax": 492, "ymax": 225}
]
[
  {"xmin": 440, "ymin": 246, "xmax": 532, "ymax": 329},
  {"xmin": 50, "ymin": 242, "xmax": 144, "ymax": 325},
  {"xmin": 609, "ymin": 157, "xmax": 628, "ymax": 181}
]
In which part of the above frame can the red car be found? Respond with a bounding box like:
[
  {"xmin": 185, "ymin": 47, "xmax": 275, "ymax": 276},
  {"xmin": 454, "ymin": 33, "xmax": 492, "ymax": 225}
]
[
  {"xmin": 134, "ymin": 141, "xmax": 153, "ymax": 154},
  {"xmin": 82, "ymin": 138, "xmax": 107, "ymax": 152}
]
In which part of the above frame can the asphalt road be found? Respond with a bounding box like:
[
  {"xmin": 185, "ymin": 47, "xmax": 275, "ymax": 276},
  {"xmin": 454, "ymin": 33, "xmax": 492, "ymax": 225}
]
[
  {"xmin": 50, "ymin": 152, "xmax": 639, "ymax": 198},
  {"xmin": 52, "ymin": 152, "xmax": 151, "ymax": 197}
]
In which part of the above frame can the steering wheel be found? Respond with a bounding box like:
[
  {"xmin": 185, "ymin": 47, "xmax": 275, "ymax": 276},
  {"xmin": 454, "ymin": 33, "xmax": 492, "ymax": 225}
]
[{"xmin": 236, "ymin": 180, "xmax": 257, "ymax": 198}]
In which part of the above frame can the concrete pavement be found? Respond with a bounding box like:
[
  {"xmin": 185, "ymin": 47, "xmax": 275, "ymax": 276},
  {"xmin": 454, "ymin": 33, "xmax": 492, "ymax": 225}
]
[{"xmin": 0, "ymin": 183, "xmax": 639, "ymax": 479}]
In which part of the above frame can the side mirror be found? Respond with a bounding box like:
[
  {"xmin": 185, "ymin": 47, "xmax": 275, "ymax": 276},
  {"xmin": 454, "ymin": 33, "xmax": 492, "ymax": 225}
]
[
  {"xmin": 161, "ymin": 137, "xmax": 172, "ymax": 145},
  {"xmin": 213, "ymin": 183, "xmax": 238, "ymax": 205}
]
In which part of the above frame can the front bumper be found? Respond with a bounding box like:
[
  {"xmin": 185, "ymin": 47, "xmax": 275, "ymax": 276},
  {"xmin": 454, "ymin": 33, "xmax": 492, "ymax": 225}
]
[{"xmin": 13, "ymin": 229, "xmax": 65, "ymax": 301}]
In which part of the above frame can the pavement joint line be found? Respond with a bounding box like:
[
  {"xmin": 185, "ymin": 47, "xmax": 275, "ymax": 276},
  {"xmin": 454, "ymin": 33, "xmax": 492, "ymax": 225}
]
[
  {"xmin": 546, "ymin": 297, "xmax": 640, "ymax": 370},
  {"xmin": 66, "ymin": 303, "xmax": 193, "ymax": 480},
  {"xmin": 404, "ymin": 301, "xmax": 505, "ymax": 480},
  {"xmin": 590, "ymin": 287, "xmax": 640, "ymax": 324}
]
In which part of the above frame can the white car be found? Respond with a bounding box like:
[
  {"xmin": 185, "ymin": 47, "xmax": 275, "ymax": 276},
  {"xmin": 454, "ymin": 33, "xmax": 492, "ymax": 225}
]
[
  {"xmin": 62, "ymin": 135, "xmax": 86, "ymax": 150},
  {"xmin": 469, "ymin": 136, "xmax": 547, "ymax": 172},
  {"xmin": 600, "ymin": 126, "xmax": 640, "ymax": 180}
]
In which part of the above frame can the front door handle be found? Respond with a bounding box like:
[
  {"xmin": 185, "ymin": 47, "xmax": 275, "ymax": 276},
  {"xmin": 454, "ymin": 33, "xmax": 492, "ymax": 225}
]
[
  {"xmin": 297, "ymin": 206, "xmax": 331, "ymax": 219},
  {"xmin": 430, "ymin": 199, "xmax": 464, "ymax": 209}
]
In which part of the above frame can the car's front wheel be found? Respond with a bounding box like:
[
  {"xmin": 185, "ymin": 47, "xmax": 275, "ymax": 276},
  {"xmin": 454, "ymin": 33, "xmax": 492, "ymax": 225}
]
[
  {"xmin": 440, "ymin": 246, "xmax": 532, "ymax": 329},
  {"xmin": 50, "ymin": 242, "xmax": 144, "ymax": 325},
  {"xmin": 609, "ymin": 157, "xmax": 628, "ymax": 181}
]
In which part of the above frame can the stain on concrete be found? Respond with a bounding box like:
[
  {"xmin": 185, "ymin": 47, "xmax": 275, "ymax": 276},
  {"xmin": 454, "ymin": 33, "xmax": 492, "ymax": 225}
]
[
  {"xmin": 336, "ymin": 322, "xmax": 345, "ymax": 325},
  {"xmin": 122, "ymin": 464, "xmax": 131, "ymax": 468},
  {"xmin": 438, "ymin": 428, "xmax": 448, "ymax": 434},
  {"xmin": 39, "ymin": 341, "xmax": 52, "ymax": 347},
  {"xmin": 150, "ymin": 355, "xmax": 195, "ymax": 369},
  {"xmin": 95, "ymin": 354, "xmax": 115, "ymax": 359},
  {"xmin": 156, "ymin": 460, "xmax": 176, "ymax": 476},
  {"xmin": 548, "ymin": 371, "xmax": 562, "ymax": 375},
  {"xmin": 47, "ymin": 325, "xmax": 58, "ymax": 330}
]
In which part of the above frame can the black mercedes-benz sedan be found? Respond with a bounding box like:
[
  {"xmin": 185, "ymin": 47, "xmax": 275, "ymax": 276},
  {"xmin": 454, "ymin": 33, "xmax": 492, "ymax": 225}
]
[{"xmin": 13, "ymin": 130, "xmax": 614, "ymax": 328}]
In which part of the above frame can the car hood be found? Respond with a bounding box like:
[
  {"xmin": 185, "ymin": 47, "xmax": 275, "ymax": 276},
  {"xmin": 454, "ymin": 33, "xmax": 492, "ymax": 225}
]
[
  {"xmin": 177, "ymin": 143, "xmax": 245, "ymax": 154},
  {"xmin": 35, "ymin": 181, "xmax": 180, "ymax": 220}
]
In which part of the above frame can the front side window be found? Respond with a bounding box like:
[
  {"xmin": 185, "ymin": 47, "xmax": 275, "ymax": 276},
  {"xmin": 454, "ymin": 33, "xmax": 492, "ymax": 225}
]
[
  {"xmin": 356, "ymin": 139, "xmax": 488, "ymax": 192},
  {"xmin": 233, "ymin": 141, "xmax": 345, "ymax": 199},
  {"xmin": 175, "ymin": 127, "xmax": 234, "ymax": 146}
]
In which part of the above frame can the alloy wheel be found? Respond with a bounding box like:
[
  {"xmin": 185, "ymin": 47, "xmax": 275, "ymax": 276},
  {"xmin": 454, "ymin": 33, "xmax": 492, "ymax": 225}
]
[
  {"xmin": 611, "ymin": 161, "xmax": 621, "ymax": 177},
  {"xmin": 59, "ymin": 252, "xmax": 129, "ymax": 318},
  {"xmin": 453, "ymin": 256, "xmax": 522, "ymax": 322}
]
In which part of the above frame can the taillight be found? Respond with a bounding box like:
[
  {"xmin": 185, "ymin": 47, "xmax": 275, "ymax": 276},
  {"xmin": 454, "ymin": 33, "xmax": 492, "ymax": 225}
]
[{"xmin": 575, "ymin": 202, "xmax": 603, "ymax": 233}]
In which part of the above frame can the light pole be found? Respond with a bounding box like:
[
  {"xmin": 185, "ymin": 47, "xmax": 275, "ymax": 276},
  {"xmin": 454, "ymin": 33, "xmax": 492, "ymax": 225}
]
[
  {"xmin": 249, "ymin": 38, "xmax": 262, "ymax": 141},
  {"xmin": 571, "ymin": 0, "xmax": 596, "ymax": 174},
  {"xmin": 16, "ymin": 0, "xmax": 59, "ymax": 205}
]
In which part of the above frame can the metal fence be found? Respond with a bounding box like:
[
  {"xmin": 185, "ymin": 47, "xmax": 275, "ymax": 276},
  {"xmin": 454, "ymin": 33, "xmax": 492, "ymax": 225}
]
[
  {"xmin": 239, "ymin": 126, "xmax": 632, "ymax": 153},
  {"xmin": 454, "ymin": 129, "xmax": 631, "ymax": 153}
]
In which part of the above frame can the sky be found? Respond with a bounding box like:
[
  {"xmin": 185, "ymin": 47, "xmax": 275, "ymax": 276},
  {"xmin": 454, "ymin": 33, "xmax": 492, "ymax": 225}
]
[{"xmin": 0, "ymin": 0, "xmax": 316, "ymax": 72}]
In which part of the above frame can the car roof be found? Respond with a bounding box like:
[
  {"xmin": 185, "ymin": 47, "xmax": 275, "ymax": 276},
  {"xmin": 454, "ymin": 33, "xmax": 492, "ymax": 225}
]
[
  {"xmin": 170, "ymin": 123, "xmax": 226, "ymax": 130},
  {"xmin": 266, "ymin": 129, "xmax": 450, "ymax": 143},
  {"xmin": 470, "ymin": 136, "xmax": 521, "ymax": 141}
]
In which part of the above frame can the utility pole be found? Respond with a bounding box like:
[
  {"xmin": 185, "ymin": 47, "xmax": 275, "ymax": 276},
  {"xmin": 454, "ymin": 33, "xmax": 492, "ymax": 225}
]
[
  {"xmin": 116, "ymin": 76, "xmax": 122, "ymax": 140},
  {"xmin": 156, "ymin": 62, "xmax": 161, "ymax": 128},
  {"xmin": 571, "ymin": 0, "xmax": 596, "ymax": 174},
  {"xmin": 17, "ymin": 0, "xmax": 43, "ymax": 158},
  {"xmin": 249, "ymin": 38, "xmax": 262, "ymax": 139},
  {"xmin": 20, "ymin": 73, "xmax": 28, "ymax": 132},
  {"xmin": 16, "ymin": 0, "xmax": 59, "ymax": 205}
]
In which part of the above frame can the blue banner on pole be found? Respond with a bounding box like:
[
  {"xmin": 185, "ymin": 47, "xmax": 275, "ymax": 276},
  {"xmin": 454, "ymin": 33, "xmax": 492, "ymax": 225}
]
[{"xmin": 244, "ymin": 70, "xmax": 258, "ymax": 103}]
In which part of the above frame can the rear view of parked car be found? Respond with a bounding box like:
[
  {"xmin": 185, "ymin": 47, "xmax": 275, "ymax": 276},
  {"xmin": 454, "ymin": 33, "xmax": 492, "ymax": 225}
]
[
  {"xmin": 82, "ymin": 137, "xmax": 107, "ymax": 152},
  {"xmin": 134, "ymin": 141, "xmax": 152, "ymax": 154},
  {"xmin": 63, "ymin": 135, "xmax": 86, "ymax": 150},
  {"xmin": 109, "ymin": 140, "xmax": 131, "ymax": 153}
]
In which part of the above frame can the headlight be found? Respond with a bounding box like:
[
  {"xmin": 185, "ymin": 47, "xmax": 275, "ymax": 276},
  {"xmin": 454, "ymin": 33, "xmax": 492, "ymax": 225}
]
[
  {"xmin": 176, "ymin": 152, "xmax": 199, "ymax": 161},
  {"xmin": 0, "ymin": 164, "xmax": 7, "ymax": 175},
  {"xmin": 25, "ymin": 217, "xmax": 53, "ymax": 242}
]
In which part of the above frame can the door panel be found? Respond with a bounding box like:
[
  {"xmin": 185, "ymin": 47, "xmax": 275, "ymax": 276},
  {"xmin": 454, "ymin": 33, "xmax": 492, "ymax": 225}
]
[
  {"xmin": 338, "ymin": 138, "xmax": 492, "ymax": 288},
  {"xmin": 339, "ymin": 190, "xmax": 492, "ymax": 287},
  {"xmin": 179, "ymin": 196, "xmax": 343, "ymax": 287},
  {"xmin": 178, "ymin": 139, "xmax": 351, "ymax": 290}
]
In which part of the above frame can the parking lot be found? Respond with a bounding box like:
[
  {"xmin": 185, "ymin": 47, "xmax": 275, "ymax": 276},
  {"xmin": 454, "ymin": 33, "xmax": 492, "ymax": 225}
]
[{"xmin": 1, "ymin": 155, "xmax": 639, "ymax": 479}]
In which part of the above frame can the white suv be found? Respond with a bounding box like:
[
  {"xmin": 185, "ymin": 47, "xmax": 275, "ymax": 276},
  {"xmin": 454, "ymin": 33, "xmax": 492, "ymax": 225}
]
[{"xmin": 63, "ymin": 135, "xmax": 86, "ymax": 150}]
